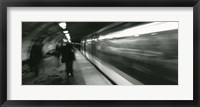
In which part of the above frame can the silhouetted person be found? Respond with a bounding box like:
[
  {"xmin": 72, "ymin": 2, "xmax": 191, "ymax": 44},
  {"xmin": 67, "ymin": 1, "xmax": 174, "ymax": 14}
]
[
  {"xmin": 29, "ymin": 41, "xmax": 43, "ymax": 77},
  {"xmin": 61, "ymin": 41, "xmax": 75, "ymax": 77},
  {"xmin": 55, "ymin": 43, "xmax": 61, "ymax": 67}
]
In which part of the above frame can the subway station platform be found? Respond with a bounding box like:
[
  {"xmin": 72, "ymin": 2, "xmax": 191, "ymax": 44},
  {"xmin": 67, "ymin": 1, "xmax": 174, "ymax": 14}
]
[
  {"xmin": 22, "ymin": 51, "xmax": 112, "ymax": 85},
  {"xmin": 21, "ymin": 22, "xmax": 178, "ymax": 85}
]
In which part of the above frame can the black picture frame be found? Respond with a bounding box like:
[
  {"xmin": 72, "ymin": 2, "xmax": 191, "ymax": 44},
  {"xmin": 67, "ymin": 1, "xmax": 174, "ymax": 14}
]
[{"xmin": 0, "ymin": 0, "xmax": 199, "ymax": 107}]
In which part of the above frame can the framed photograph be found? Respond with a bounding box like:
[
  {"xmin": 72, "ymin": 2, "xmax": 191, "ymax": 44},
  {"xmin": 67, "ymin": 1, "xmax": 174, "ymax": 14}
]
[{"xmin": 0, "ymin": 0, "xmax": 199, "ymax": 107}]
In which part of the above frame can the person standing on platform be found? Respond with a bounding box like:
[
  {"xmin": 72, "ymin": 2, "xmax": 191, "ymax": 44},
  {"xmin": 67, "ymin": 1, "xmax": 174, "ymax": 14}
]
[
  {"xmin": 29, "ymin": 40, "xmax": 43, "ymax": 77},
  {"xmin": 61, "ymin": 41, "xmax": 75, "ymax": 77},
  {"xmin": 55, "ymin": 42, "xmax": 61, "ymax": 67}
]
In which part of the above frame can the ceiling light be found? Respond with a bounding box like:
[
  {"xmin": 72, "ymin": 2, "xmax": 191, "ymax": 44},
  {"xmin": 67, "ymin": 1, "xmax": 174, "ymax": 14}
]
[
  {"xmin": 65, "ymin": 33, "xmax": 71, "ymax": 40},
  {"xmin": 58, "ymin": 22, "xmax": 67, "ymax": 29},
  {"xmin": 63, "ymin": 30, "xmax": 69, "ymax": 34},
  {"xmin": 63, "ymin": 38, "xmax": 68, "ymax": 42}
]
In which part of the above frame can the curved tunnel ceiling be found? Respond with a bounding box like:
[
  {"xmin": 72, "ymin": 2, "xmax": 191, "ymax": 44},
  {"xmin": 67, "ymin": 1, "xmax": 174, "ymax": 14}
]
[
  {"xmin": 22, "ymin": 22, "xmax": 113, "ymax": 61},
  {"xmin": 22, "ymin": 22, "xmax": 113, "ymax": 43}
]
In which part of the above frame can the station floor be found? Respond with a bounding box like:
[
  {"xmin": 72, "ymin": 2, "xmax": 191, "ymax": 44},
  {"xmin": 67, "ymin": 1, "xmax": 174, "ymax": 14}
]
[{"xmin": 22, "ymin": 51, "xmax": 112, "ymax": 85}]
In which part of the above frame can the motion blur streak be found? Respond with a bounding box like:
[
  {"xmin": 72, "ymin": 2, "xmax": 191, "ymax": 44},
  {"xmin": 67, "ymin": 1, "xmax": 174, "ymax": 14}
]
[
  {"xmin": 99, "ymin": 22, "xmax": 178, "ymax": 40},
  {"xmin": 81, "ymin": 22, "xmax": 178, "ymax": 85}
]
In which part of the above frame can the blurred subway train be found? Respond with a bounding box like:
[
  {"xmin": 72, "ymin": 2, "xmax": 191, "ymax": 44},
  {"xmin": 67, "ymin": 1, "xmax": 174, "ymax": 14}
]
[{"xmin": 81, "ymin": 22, "xmax": 178, "ymax": 85}]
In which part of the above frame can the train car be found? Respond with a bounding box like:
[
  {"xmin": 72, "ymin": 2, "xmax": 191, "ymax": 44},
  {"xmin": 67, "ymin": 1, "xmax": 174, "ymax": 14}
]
[{"xmin": 81, "ymin": 22, "xmax": 178, "ymax": 85}]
